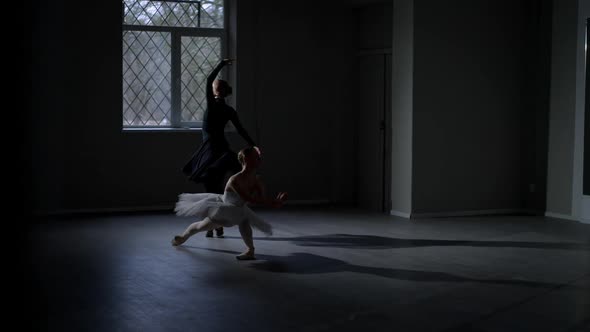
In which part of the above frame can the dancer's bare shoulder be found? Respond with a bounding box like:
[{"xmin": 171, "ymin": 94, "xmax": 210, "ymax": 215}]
[
  {"xmin": 225, "ymin": 174, "xmax": 240, "ymax": 192},
  {"xmin": 226, "ymin": 173, "xmax": 251, "ymax": 192}
]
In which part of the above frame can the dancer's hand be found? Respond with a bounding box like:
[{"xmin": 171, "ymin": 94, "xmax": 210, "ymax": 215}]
[
  {"xmin": 271, "ymin": 192, "xmax": 288, "ymax": 208},
  {"xmin": 254, "ymin": 146, "xmax": 262, "ymax": 158},
  {"xmin": 277, "ymin": 192, "xmax": 288, "ymax": 201}
]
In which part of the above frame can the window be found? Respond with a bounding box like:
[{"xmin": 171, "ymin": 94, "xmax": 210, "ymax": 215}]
[{"xmin": 122, "ymin": 0, "xmax": 226, "ymax": 129}]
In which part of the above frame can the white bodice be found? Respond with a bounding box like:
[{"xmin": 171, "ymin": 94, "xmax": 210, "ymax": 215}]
[{"xmin": 222, "ymin": 190, "xmax": 246, "ymax": 206}]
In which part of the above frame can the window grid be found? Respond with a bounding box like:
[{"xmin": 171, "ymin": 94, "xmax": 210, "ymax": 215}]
[{"xmin": 122, "ymin": 0, "xmax": 226, "ymax": 128}]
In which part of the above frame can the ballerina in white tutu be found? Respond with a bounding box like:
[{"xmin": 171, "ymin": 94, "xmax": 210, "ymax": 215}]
[{"xmin": 172, "ymin": 146, "xmax": 288, "ymax": 260}]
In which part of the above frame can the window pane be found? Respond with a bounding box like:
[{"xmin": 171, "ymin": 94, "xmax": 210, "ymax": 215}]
[
  {"xmin": 123, "ymin": 0, "xmax": 224, "ymax": 29},
  {"xmin": 200, "ymin": 0, "xmax": 224, "ymax": 28},
  {"xmin": 181, "ymin": 36, "xmax": 221, "ymax": 123},
  {"xmin": 123, "ymin": 30, "xmax": 172, "ymax": 126}
]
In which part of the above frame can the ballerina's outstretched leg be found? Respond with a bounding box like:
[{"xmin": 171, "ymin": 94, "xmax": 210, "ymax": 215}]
[{"xmin": 172, "ymin": 217, "xmax": 220, "ymax": 246}]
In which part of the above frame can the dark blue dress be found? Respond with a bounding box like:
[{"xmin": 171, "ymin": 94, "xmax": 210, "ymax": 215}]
[{"xmin": 182, "ymin": 61, "xmax": 256, "ymax": 184}]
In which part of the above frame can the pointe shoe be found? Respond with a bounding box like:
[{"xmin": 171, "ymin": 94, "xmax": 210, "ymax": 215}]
[
  {"xmin": 171, "ymin": 235, "xmax": 187, "ymax": 246},
  {"xmin": 236, "ymin": 251, "xmax": 256, "ymax": 260}
]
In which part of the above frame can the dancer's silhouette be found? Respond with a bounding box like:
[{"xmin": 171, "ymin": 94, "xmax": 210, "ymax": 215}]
[
  {"xmin": 175, "ymin": 147, "xmax": 287, "ymax": 260},
  {"xmin": 182, "ymin": 59, "xmax": 258, "ymax": 238}
]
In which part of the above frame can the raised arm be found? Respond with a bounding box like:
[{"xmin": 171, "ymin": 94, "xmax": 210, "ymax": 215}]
[
  {"xmin": 254, "ymin": 177, "xmax": 287, "ymax": 208},
  {"xmin": 230, "ymin": 111, "xmax": 256, "ymax": 147},
  {"xmin": 206, "ymin": 59, "xmax": 229, "ymax": 103},
  {"xmin": 226, "ymin": 176, "xmax": 286, "ymax": 207}
]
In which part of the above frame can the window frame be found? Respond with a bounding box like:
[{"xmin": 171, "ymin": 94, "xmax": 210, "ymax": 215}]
[{"xmin": 121, "ymin": 0, "xmax": 228, "ymax": 130}]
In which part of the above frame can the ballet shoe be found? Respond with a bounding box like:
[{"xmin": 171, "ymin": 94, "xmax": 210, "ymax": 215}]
[
  {"xmin": 171, "ymin": 235, "xmax": 187, "ymax": 246},
  {"xmin": 205, "ymin": 230, "xmax": 213, "ymax": 238},
  {"xmin": 236, "ymin": 251, "xmax": 256, "ymax": 260},
  {"xmin": 215, "ymin": 228, "xmax": 224, "ymax": 238}
]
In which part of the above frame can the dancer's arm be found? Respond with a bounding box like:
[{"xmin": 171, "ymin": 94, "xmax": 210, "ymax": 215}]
[
  {"xmin": 255, "ymin": 177, "xmax": 287, "ymax": 208},
  {"xmin": 229, "ymin": 111, "xmax": 256, "ymax": 146},
  {"xmin": 227, "ymin": 176, "xmax": 286, "ymax": 207}
]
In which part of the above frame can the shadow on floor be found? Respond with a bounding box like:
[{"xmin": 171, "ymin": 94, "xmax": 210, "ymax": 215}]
[
  {"xmin": 177, "ymin": 246, "xmax": 573, "ymax": 289},
  {"xmin": 222, "ymin": 234, "xmax": 590, "ymax": 251}
]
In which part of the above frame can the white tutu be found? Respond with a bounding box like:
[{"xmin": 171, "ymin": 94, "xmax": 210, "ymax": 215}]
[{"xmin": 174, "ymin": 191, "xmax": 272, "ymax": 235}]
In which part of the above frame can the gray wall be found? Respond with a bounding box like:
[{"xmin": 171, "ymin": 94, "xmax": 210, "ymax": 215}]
[
  {"xmin": 31, "ymin": 0, "xmax": 198, "ymax": 212},
  {"xmin": 546, "ymin": 0, "xmax": 579, "ymax": 215},
  {"xmin": 571, "ymin": 0, "xmax": 589, "ymax": 221},
  {"xmin": 522, "ymin": 0, "xmax": 553, "ymax": 211},
  {"xmin": 390, "ymin": 0, "xmax": 414, "ymax": 215},
  {"xmin": 411, "ymin": 0, "xmax": 551, "ymax": 214},
  {"xmin": 31, "ymin": 0, "xmax": 560, "ymax": 216},
  {"xmin": 30, "ymin": 0, "xmax": 357, "ymax": 213},
  {"xmin": 585, "ymin": 23, "xmax": 590, "ymax": 195},
  {"xmin": 236, "ymin": 0, "xmax": 358, "ymax": 203},
  {"xmin": 31, "ymin": 0, "xmax": 68, "ymax": 212},
  {"xmin": 358, "ymin": 2, "xmax": 393, "ymax": 50}
]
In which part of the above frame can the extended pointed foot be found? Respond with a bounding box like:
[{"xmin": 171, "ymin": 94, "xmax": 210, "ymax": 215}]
[
  {"xmin": 171, "ymin": 235, "xmax": 187, "ymax": 246},
  {"xmin": 236, "ymin": 250, "xmax": 256, "ymax": 261}
]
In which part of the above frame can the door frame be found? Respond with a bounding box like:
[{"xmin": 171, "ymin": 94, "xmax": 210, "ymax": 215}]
[{"xmin": 357, "ymin": 49, "xmax": 392, "ymax": 213}]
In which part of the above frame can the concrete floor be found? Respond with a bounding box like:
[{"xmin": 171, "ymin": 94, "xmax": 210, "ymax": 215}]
[{"xmin": 28, "ymin": 208, "xmax": 590, "ymax": 332}]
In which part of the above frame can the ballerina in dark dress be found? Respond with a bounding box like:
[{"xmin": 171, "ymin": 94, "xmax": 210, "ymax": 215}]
[{"xmin": 182, "ymin": 58, "xmax": 258, "ymax": 238}]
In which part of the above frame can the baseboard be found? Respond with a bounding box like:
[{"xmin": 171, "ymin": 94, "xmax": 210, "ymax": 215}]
[
  {"xmin": 410, "ymin": 209, "xmax": 541, "ymax": 219},
  {"xmin": 545, "ymin": 211, "xmax": 580, "ymax": 222},
  {"xmin": 357, "ymin": 48, "xmax": 392, "ymax": 56},
  {"xmin": 283, "ymin": 200, "xmax": 332, "ymax": 206},
  {"xmin": 33, "ymin": 205, "xmax": 174, "ymax": 217},
  {"xmin": 32, "ymin": 200, "xmax": 333, "ymax": 217},
  {"xmin": 520, "ymin": 209, "xmax": 545, "ymax": 216},
  {"xmin": 390, "ymin": 210, "xmax": 411, "ymax": 218}
]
